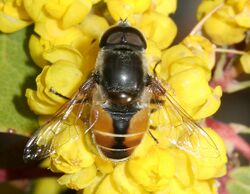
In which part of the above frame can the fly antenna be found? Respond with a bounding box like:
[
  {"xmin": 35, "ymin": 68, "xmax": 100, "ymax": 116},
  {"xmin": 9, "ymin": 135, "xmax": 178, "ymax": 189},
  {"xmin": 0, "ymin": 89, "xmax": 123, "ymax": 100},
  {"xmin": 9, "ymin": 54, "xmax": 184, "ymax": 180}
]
[{"xmin": 118, "ymin": 17, "xmax": 129, "ymax": 26}]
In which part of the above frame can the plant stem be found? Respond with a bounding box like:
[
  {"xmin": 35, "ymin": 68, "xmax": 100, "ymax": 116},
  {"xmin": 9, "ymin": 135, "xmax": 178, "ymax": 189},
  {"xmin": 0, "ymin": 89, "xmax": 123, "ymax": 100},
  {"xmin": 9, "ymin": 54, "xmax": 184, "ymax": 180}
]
[
  {"xmin": 189, "ymin": 3, "xmax": 224, "ymax": 35},
  {"xmin": 215, "ymin": 48, "xmax": 246, "ymax": 55}
]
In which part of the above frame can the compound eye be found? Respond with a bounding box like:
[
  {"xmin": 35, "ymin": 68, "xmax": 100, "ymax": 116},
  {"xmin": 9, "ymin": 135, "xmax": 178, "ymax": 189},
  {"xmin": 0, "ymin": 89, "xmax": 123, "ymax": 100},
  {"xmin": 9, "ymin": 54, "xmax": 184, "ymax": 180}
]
[
  {"xmin": 125, "ymin": 32, "xmax": 145, "ymax": 47},
  {"xmin": 100, "ymin": 26, "xmax": 147, "ymax": 49},
  {"xmin": 106, "ymin": 32, "xmax": 123, "ymax": 44}
]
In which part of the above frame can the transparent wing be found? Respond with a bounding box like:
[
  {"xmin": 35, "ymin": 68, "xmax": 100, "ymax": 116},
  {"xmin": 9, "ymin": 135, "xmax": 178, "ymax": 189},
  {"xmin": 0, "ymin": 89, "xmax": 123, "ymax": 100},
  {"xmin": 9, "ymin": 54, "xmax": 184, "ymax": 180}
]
[
  {"xmin": 23, "ymin": 76, "xmax": 96, "ymax": 162},
  {"xmin": 150, "ymin": 90, "xmax": 220, "ymax": 159}
]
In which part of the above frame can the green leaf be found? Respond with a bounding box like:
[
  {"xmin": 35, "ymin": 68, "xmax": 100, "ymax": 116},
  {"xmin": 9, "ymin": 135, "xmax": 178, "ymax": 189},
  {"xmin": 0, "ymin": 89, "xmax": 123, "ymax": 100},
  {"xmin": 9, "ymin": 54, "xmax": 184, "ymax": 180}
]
[
  {"xmin": 0, "ymin": 27, "xmax": 39, "ymax": 134},
  {"xmin": 227, "ymin": 167, "xmax": 250, "ymax": 194}
]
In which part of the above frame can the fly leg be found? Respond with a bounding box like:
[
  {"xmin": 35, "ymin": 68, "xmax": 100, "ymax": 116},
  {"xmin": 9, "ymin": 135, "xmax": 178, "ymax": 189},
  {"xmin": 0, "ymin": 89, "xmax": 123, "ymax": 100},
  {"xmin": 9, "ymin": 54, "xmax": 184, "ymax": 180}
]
[
  {"xmin": 148, "ymin": 129, "xmax": 159, "ymax": 144},
  {"xmin": 147, "ymin": 75, "xmax": 167, "ymax": 144},
  {"xmin": 49, "ymin": 88, "xmax": 71, "ymax": 100}
]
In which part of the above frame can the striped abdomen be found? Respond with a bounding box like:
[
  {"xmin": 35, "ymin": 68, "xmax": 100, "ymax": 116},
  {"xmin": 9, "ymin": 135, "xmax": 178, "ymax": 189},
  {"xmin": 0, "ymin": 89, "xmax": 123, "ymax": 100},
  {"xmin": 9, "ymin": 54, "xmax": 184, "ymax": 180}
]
[{"xmin": 90, "ymin": 105, "xmax": 149, "ymax": 161}]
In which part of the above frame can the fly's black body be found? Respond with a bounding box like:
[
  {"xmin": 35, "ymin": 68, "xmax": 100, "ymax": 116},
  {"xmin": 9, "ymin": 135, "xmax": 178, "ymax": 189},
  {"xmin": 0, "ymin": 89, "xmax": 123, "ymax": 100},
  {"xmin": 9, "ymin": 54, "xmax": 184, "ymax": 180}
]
[
  {"xmin": 23, "ymin": 21, "xmax": 220, "ymax": 162},
  {"xmin": 90, "ymin": 22, "xmax": 152, "ymax": 160}
]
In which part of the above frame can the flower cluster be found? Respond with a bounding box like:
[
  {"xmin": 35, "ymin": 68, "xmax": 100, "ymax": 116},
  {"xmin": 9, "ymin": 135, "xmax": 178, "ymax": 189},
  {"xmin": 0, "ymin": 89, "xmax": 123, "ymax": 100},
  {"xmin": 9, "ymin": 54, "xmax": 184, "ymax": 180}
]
[
  {"xmin": 1, "ymin": 0, "xmax": 228, "ymax": 194},
  {"xmin": 196, "ymin": 0, "xmax": 250, "ymax": 91},
  {"xmin": 197, "ymin": 0, "xmax": 250, "ymax": 45}
]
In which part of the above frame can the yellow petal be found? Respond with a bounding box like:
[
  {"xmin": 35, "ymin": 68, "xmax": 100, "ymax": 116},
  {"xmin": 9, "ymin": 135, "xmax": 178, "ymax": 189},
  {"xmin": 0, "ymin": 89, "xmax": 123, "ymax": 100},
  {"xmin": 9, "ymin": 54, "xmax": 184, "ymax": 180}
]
[
  {"xmin": 95, "ymin": 175, "xmax": 120, "ymax": 194},
  {"xmin": 61, "ymin": 0, "xmax": 92, "ymax": 29},
  {"xmin": 203, "ymin": 12, "xmax": 247, "ymax": 45},
  {"xmin": 36, "ymin": 68, "xmax": 62, "ymax": 106},
  {"xmin": 168, "ymin": 60, "xmax": 212, "ymax": 116},
  {"xmin": 151, "ymin": 0, "xmax": 177, "ymax": 15},
  {"xmin": 2, "ymin": 0, "xmax": 30, "ymax": 20},
  {"xmin": 50, "ymin": 121, "xmax": 95, "ymax": 173},
  {"xmin": 0, "ymin": 12, "xmax": 31, "ymax": 33},
  {"xmin": 44, "ymin": 1, "xmax": 69, "ymax": 19},
  {"xmin": 168, "ymin": 56, "xmax": 211, "ymax": 80},
  {"xmin": 168, "ymin": 149, "xmax": 193, "ymax": 187},
  {"xmin": 44, "ymin": 60, "xmax": 84, "ymax": 103},
  {"xmin": 111, "ymin": 163, "xmax": 146, "ymax": 194},
  {"xmin": 106, "ymin": 0, "xmax": 135, "ymax": 21},
  {"xmin": 196, "ymin": 0, "xmax": 223, "ymax": 20},
  {"xmin": 23, "ymin": 0, "xmax": 47, "ymax": 22},
  {"xmin": 29, "ymin": 35, "xmax": 49, "ymax": 68},
  {"xmin": 193, "ymin": 86, "xmax": 222, "ymax": 119},
  {"xmin": 79, "ymin": 14, "xmax": 109, "ymax": 39},
  {"xmin": 43, "ymin": 45, "xmax": 85, "ymax": 70},
  {"xmin": 182, "ymin": 35, "xmax": 216, "ymax": 70},
  {"xmin": 127, "ymin": 146, "xmax": 175, "ymax": 192},
  {"xmin": 154, "ymin": 178, "xmax": 185, "ymax": 194},
  {"xmin": 95, "ymin": 156, "xmax": 114, "ymax": 174},
  {"xmin": 235, "ymin": 6, "xmax": 250, "ymax": 27},
  {"xmin": 26, "ymin": 65, "xmax": 62, "ymax": 115},
  {"xmin": 189, "ymin": 127, "xmax": 228, "ymax": 180},
  {"xmin": 25, "ymin": 88, "xmax": 60, "ymax": 115},
  {"xmin": 226, "ymin": 0, "xmax": 249, "ymax": 13},
  {"xmin": 136, "ymin": 12, "xmax": 177, "ymax": 49},
  {"xmin": 146, "ymin": 39, "xmax": 162, "ymax": 75},
  {"xmin": 131, "ymin": 133, "xmax": 156, "ymax": 158},
  {"xmin": 83, "ymin": 173, "xmax": 105, "ymax": 194},
  {"xmin": 133, "ymin": 0, "xmax": 151, "ymax": 13},
  {"xmin": 160, "ymin": 44, "xmax": 194, "ymax": 81},
  {"xmin": 186, "ymin": 180, "xmax": 218, "ymax": 194},
  {"xmin": 34, "ymin": 18, "xmax": 86, "ymax": 45},
  {"xmin": 58, "ymin": 165, "xmax": 97, "ymax": 190},
  {"xmin": 240, "ymin": 51, "xmax": 250, "ymax": 73}
]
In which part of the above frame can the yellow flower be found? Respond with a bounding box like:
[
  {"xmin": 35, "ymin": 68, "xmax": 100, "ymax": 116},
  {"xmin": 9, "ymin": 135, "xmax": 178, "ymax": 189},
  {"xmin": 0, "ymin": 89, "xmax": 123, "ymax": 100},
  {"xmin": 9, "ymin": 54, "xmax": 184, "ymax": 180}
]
[
  {"xmin": 226, "ymin": 0, "xmax": 250, "ymax": 28},
  {"xmin": 57, "ymin": 165, "xmax": 97, "ymax": 190},
  {"xmin": 0, "ymin": 0, "xmax": 32, "ymax": 32},
  {"xmin": 168, "ymin": 62, "xmax": 221, "ymax": 119},
  {"xmin": 34, "ymin": 18, "xmax": 87, "ymax": 47},
  {"xmin": 111, "ymin": 163, "xmax": 145, "ymax": 194},
  {"xmin": 29, "ymin": 35, "xmax": 50, "ymax": 68},
  {"xmin": 150, "ymin": 0, "xmax": 177, "ymax": 15},
  {"xmin": 59, "ymin": 0, "xmax": 92, "ymax": 29},
  {"xmin": 145, "ymin": 39, "xmax": 162, "ymax": 74},
  {"xmin": 26, "ymin": 61, "xmax": 85, "ymax": 114},
  {"xmin": 155, "ymin": 178, "xmax": 217, "ymax": 194},
  {"xmin": 240, "ymin": 51, "xmax": 250, "ymax": 73},
  {"xmin": 79, "ymin": 14, "xmax": 109, "ymax": 40},
  {"xmin": 83, "ymin": 173, "xmax": 106, "ymax": 194},
  {"xmin": 49, "ymin": 120, "xmax": 95, "ymax": 174},
  {"xmin": 182, "ymin": 35, "xmax": 216, "ymax": 70},
  {"xmin": 159, "ymin": 35, "xmax": 221, "ymax": 119},
  {"xmin": 127, "ymin": 146, "xmax": 175, "ymax": 192},
  {"xmin": 197, "ymin": 0, "xmax": 250, "ymax": 45},
  {"xmin": 28, "ymin": 14, "xmax": 108, "ymax": 68},
  {"xmin": 105, "ymin": 0, "xmax": 151, "ymax": 22},
  {"xmin": 42, "ymin": 46, "xmax": 86, "ymax": 70},
  {"xmin": 189, "ymin": 127, "xmax": 228, "ymax": 180},
  {"xmin": 134, "ymin": 12, "xmax": 177, "ymax": 49},
  {"xmin": 95, "ymin": 156, "xmax": 114, "ymax": 174},
  {"xmin": 160, "ymin": 35, "xmax": 216, "ymax": 80},
  {"xmin": 167, "ymin": 149, "xmax": 193, "ymax": 187},
  {"xmin": 6, "ymin": 1, "xmax": 227, "ymax": 193},
  {"xmin": 94, "ymin": 175, "xmax": 120, "ymax": 194},
  {"xmin": 24, "ymin": 0, "xmax": 92, "ymax": 28}
]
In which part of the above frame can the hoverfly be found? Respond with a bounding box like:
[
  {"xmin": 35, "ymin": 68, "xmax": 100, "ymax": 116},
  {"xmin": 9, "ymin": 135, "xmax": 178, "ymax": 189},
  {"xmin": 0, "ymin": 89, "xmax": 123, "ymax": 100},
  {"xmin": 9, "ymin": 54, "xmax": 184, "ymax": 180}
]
[{"xmin": 23, "ymin": 21, "xmax": 219, "ymax": 162}]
